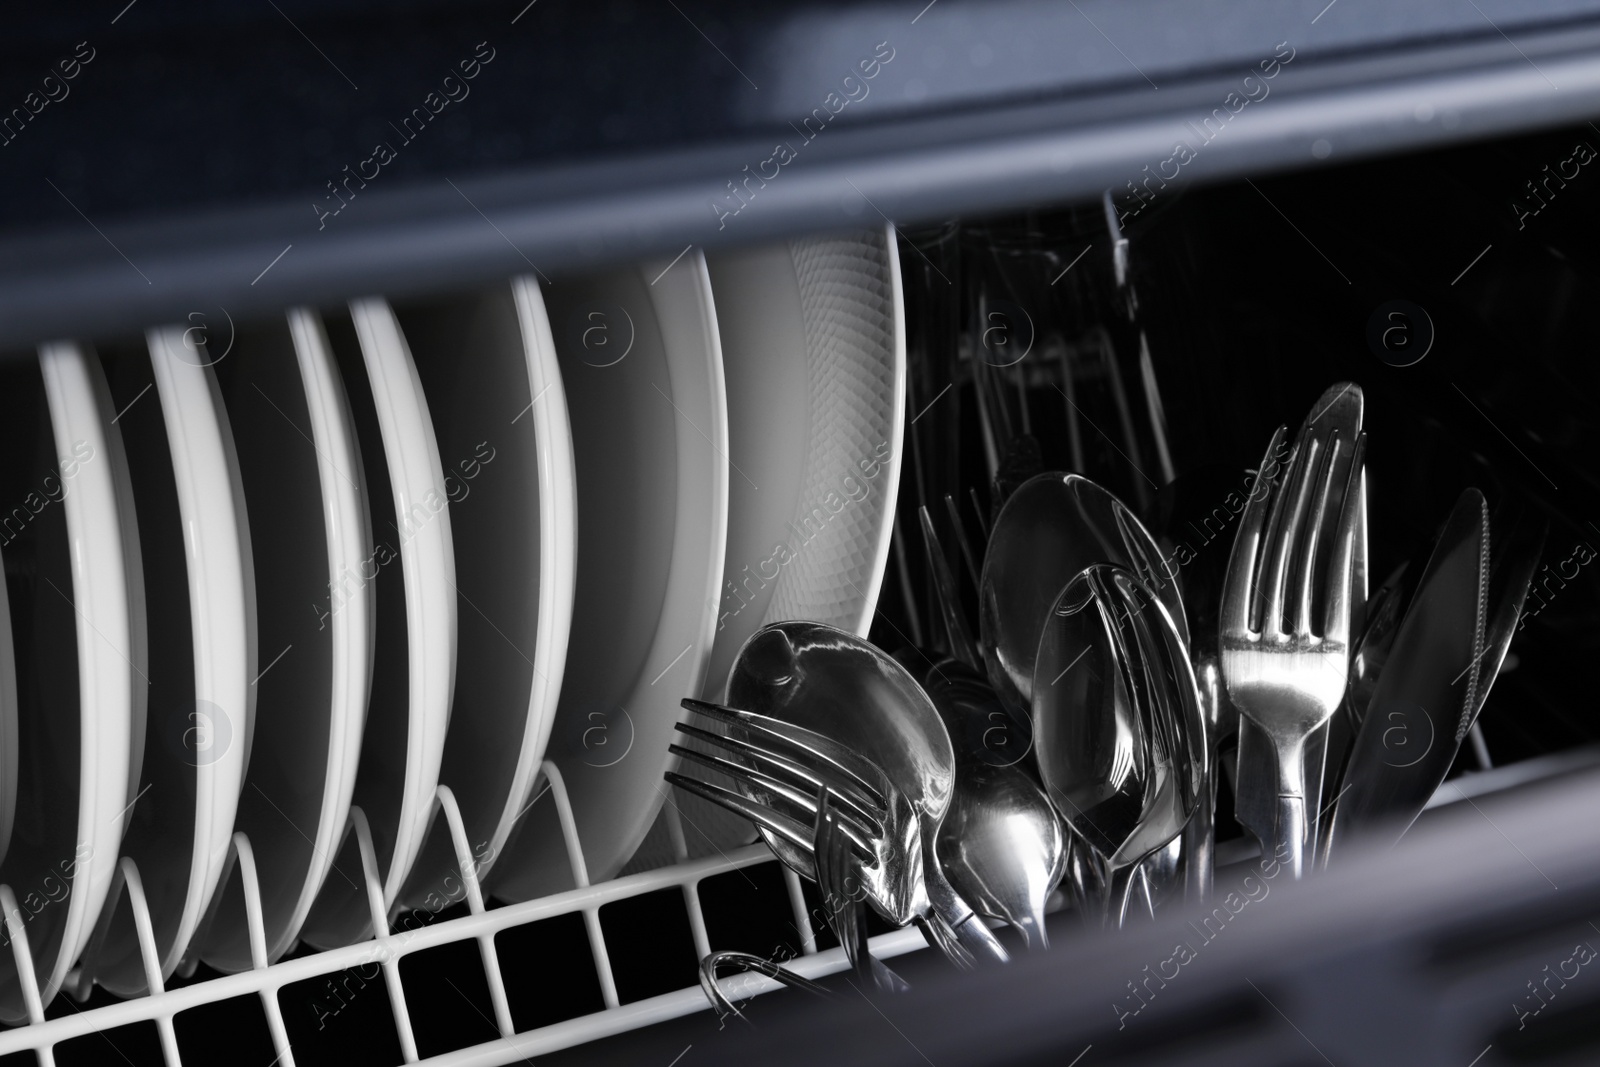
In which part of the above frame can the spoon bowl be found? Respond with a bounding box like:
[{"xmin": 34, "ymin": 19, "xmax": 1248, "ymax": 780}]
[
  {"xmin": 922, "ymin": 660, "xmax": 1065, "ymax": 950},
  {"xmin": 980, "ymin": 473, "xmax": 1187, "ymax": 719},
  {"xmin": 1032, "ymin": 565, "xmax": 1204, "ymax": 925}
]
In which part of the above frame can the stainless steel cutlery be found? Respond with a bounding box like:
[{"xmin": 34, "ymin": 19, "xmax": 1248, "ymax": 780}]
[
  {"xmin": 1220, "ymin": 421, "xmax": 1365, "ymax": 878},
  {"xmin": 671, "ymin": 378, "xmax": 1536, "ymax": 998},
  {"xmin": 1033, "ymin": 564, "xmax": 1205, "ymax": 926}
]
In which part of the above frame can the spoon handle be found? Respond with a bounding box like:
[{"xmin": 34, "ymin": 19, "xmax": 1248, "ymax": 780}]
[
  {"xmin": 1102, "ymin": 863, "xmax": 1141, "ymax": 929},
  {"xmin": 1183, "ymin": 761, "xmax": 1217, "ymax": 906},
  {"xmin": 922, "ymin": 859, "xmax": 1010, "ymax": 964}
]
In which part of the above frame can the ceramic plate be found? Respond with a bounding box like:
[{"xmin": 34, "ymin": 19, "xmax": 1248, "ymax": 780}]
[
  {"xmin": 83, "ymin": 323, "xmax": 254, "ymax": 997},
  {"xmin": 648, "ymin": 226, "xmax": 906, "ymax": 864},
  {"xmin": 395, "ymin": 275, "xmax": 576, "ymax": 911},
  {"xmin": 0, "ymin": 509, "xmax": 15, "ymax": 872},
  {"xmin": 302, "ymin": 298, "xmax": 456, "ymax": 944},
  {"xmin": 491, "ymin": 250, "xmax": 727, "ymax": 900},
  {"xmin": 200, "ymin": 307, "xmax": 373, "ymax": 971},
  {"xmin": 0, "ymin": 343, "xmax": 140, "ymax": 1021}
]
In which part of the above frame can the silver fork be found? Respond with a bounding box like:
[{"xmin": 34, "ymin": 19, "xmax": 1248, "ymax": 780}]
[
  {"xmin": 1220, "ymin": 424, "xmax": 1365, "ymax": 879},
  {"xmin": 667, "ymin": 736, "xmax": 919, "ymax": 990},
  {"xmin": 676, "ymin": 699, "xmax": 986, "ymax": 964},
  {"xmin": 666, "ymin": 707, "xmax": 971, "ymax": 970},
  {"xmin": 816, "ymin": 788, "xmax": 891, "ymax": 988}
]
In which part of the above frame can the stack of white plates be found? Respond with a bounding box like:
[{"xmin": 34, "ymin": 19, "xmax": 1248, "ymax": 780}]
[{"xmin": 0, "ymin": 225, "xmax": 904, "ymax": 1009}]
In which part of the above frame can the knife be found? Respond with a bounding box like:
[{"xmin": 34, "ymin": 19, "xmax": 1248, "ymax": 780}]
[{"xmin": 1323, "ymin": 489, "xmax": 1494, "ymax": 855}]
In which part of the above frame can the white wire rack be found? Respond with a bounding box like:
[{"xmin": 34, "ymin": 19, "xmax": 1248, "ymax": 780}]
[{"xmin": 0, "ymin": 762, "xmax": 926, "ymax": 1065}]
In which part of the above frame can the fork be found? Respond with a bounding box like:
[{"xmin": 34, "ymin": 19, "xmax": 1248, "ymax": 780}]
[
  {"xmin": 666, "ymin": 741, "xmax": 917, "ymax": 990},
  {"xmin": 1220, "ymin": 423, "xmax": 1365, "ymax": 879},
  {"xmin": 665, "ymin": 705, "xmax": 972, "ymax": 970},
  {"xmin": 814, "ymin": 787, "xmax": 909, "ymax": 990},
  {"xmin": 666, "ymin": 751, "xmax": 950, "ymax": 986}
]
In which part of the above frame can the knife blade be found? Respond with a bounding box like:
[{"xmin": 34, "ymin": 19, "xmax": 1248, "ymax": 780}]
[{"xmin": 1324, "ymin": 488, "xmax": 1491, "ymax": 855}]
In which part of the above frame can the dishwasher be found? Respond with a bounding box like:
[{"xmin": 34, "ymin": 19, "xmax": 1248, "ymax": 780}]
[{"xmin": 0, "ymin": 2, "xmax": 1598, "ymax": 1065}]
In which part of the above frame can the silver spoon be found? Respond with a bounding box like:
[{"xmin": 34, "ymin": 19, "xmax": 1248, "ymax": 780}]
[
  {"xmin": 727, "ymin": 621, "xmax": 1010, "ymax": 964},
  {"xmin": 980, "ymin": 472, "xmax": 1188, "ymax": 720},
  {"xmin": 924, "ymin": 661, "xmax": 1066, "ymax": 949},
  {"xmin": 980, "ymin": 472, "xmax": 1189, "ymax": 914},
  {"xmin": 1032, "ymin": 565, "xmax": 1204, "ymax": 927},
  {"xmin": 913, "ymin": 505, "xmax": 1066, "ymax": 949}
]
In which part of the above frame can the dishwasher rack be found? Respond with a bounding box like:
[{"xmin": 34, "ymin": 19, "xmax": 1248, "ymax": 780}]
[{"xmin": 0, "ymin": 761, "xmax": 928, "ymax": 1066}]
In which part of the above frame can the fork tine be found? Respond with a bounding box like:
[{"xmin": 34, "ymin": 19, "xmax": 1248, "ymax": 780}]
[
  {"xmin": 668, "ymin": 741, "xmax": 882, "ymax": 849},
  {"xmin": 670, "ymin": 743, "xmax": 818, "ymax": 818},
  {"xmin": 920, "ymin": 505, "xmax": 979, "ymax": 669},
  {"xmin": 1259, "ymin": 432, "xmax": 1320, "ymax": 638},
  {"xmin": 1321, "ymin": 432, "xmax": 1366, "ymax": 647},
  {"xmin": 815, "ymin": 793, "xmax": 858, "ymax": 964},
  {"xmin": 1221, "ymin": 425, "xmax": 1289, "ymax": 638},
  {"xmin": 681, "ymin": 699, "xmax": 891, "ymax": 806},
  {"xmin": 943, "ymin": 492, "xmax": 982, "ymax": 591},
  {"xmin": 665, "ymin": 772, "xmax": 817, "ymax": 857},
  {"xmin": 673, "ymin": 721, "xmax": 886, "ymax": 820},
  {"xmin": 676, "ymin": 721, "xmax": 835, "ymax": 801},
  {"xmin": 1293, "ymin": 430, "xmax": 1342, "ymax": 638},
  {"xmin": 1251, "ymin": 427, "xmax": 1305, "ymax": 629}
]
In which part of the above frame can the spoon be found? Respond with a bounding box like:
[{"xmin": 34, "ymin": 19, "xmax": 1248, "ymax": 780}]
[
  {"xmin": 980, "ymin": 472, "xmax": 1188, "ymax": 720},
  {"xmin": 922, "ymin": 660, "xmax": 1065, "ymax": 950},
  {"xmin": 726, "ymin": 621, "xmax": 1010, "ymax": 964},
  {"xmin": 1032, "ymin": 565, "xmax": 1204, "ymax": 927},
  {"xmin": 914, "ymin": 506, "xmax": 1066, "ymax": 948},
  {"xmin": 981, "ymin": 473, "xmax": 1190, "ymax": 913}
]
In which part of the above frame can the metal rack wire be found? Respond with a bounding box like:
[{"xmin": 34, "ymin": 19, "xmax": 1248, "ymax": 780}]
[{"xmin": 0, "ymin": 763, "xmax": 928, "ymax": 1066}]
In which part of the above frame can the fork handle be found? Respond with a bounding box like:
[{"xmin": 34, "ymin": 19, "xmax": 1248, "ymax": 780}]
[{"xmin": 1273, "ymin": 794, "xmax": 1306, "ymax": 880}]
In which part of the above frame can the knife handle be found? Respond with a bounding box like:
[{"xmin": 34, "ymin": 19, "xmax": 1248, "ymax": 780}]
[{"xmin": 1232, "ymin": 718, "xmax": 1276, "ymax": 858}]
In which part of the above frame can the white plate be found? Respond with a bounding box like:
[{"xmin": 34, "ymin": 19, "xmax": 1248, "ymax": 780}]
[
  {"xmin": 642, "ymin": 226, "xmax": 907, "ymax": 864},
  {"xmin": 79, "ymin": 335, "xmax": 196, "ymax": 996},
  {"xmin": 303, "ymin": 298, "xmax": 455, "ymax": 945},
  {"xmin": 0, "ymin": 343, "xmax": 141, "ymax": 1021},
  {"xmin": 89, "ymin": 325, "xmax": 256, "ymax": 996},
  {"xmin": 393, "ymin": 277, "xmax": 576, "ymax": 910},
  {"xmin": 354, "ymin": 298, "xmax": 457, "ymax": 909},
  {"xmin": 707, "ymin": 226, "xmax": 905, "ymax": 682},
  {"xmin": 491, "ymin": 251, "xmax": 727, "ymax": 900},
  {"xmin": 0, "ymin": 507, "xmax": 15, "ymax": 871},
  {"xmin": 199, "ymin": 308, "xmax": 373, "ymax": 971}
]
